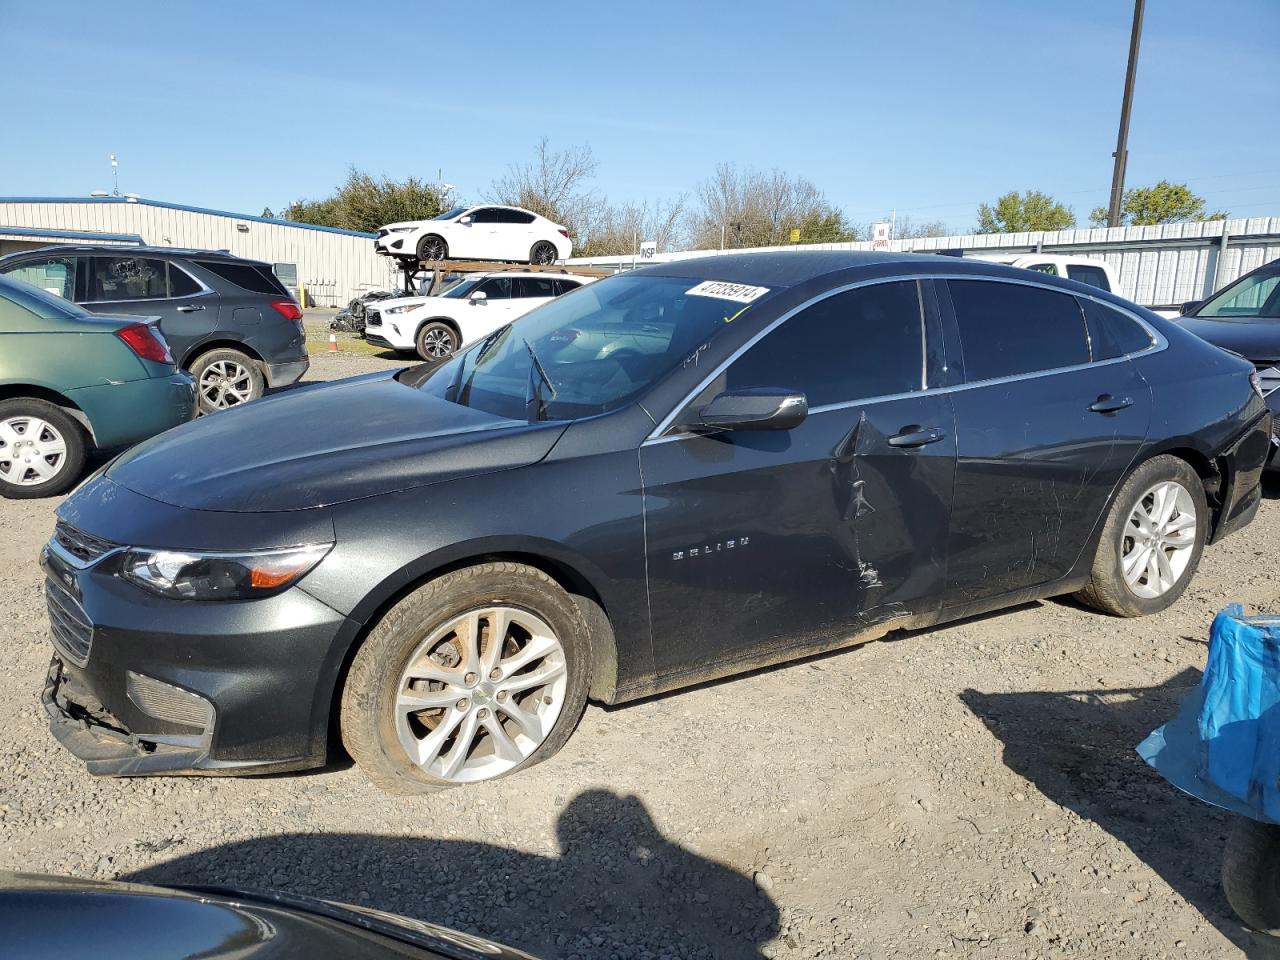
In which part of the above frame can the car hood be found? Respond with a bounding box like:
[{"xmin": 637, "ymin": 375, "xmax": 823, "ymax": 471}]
[
  {"xmin": 1178, "ymin": 316, "xmax": 1280, "ymax": 364},
  {"xmin": 106, "ymin": 371, "xmax": 566, "ymax": 512}
]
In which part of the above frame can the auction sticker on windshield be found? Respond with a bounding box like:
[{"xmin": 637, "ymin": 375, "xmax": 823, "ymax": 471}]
[{"xmin": 685, "ymin": 281, "xmax": 770, "ymax": 304}]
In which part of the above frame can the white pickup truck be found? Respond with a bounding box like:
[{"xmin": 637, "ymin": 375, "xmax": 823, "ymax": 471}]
[{"xmin": 969, "ymin": 254, "xmax": 1119, "ymax": 294}]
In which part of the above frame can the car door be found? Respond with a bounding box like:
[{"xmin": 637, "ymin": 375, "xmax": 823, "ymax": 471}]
[
  {"xmin": 456, "ymin": 208, "xmax": 501, "ymax": 260},
  {"xmin": 468, "ymin": 276, "xmax": 517, "ymax": 327},
  {"xmin": 639, "ymin": 279, "xmax": 957, "ymax": 686},
  {"xmin": 84, "ymin": 255, "xmax": 216, "ymax": 362},
  {"xmin": 497, "ymin": 208, "xmax": 537, "ymax": 260},
  {"xmin": 510, "ymin": 276, "xmax": 557, "ymax": 319},
  {"xmin": 938, "ymin": 278, "xmax": 1152, "ymax": 610}
]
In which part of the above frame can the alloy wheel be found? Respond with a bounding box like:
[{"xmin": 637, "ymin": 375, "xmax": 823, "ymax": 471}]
[
  {"xmin": 198, "ymin": 359, "xmax": 254, "ymax": 409},
  {"xmin": 1121, "ymin": 480, "xmax": 1198, "ymax": 599},
  {"xmin": 419, "ymin": 327, "xmax": 456, "ymax": 358},
  {"xmin": 0, "ymin": 416, "xmax": 67, "ymax": 486},
  {"xmin": 421, "ymin": 237, "xmax": 447, "ymax": 261},
  {"xmin": 532, "ymin": 242, "xmax": 556, "ymax": 265},
  {"xmin": 394, "ymin": 606, "xmax": 568, "ymax": 783}
]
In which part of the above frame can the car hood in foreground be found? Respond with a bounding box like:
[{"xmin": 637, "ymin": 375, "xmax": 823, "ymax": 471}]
[
  {"xmin": 105, "ymin": 371, "xmax": 566, "ymax": 512},
  {"xmin": 1178, "ymin": 316, "xmax": 1280, "ymax": 364}
]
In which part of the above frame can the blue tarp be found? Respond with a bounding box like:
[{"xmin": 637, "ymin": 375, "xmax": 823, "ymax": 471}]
[{"xmin": 1138, "ymin": 605, "xmax": 1280, "ymax": 825}]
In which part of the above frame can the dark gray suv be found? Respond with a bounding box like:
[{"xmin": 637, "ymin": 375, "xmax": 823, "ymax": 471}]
[{"xmin": 0, "ymin": 245, "xmax": 308, "ymax": 412}]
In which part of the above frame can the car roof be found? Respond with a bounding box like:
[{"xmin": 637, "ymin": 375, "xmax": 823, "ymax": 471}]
[
  {"xmin": 636, "ymin": 250, "xmax": 955, "ymax": 287},
  {"xmin": 0, "ymin": 244, "xmax": 267, "ymax": 266}
]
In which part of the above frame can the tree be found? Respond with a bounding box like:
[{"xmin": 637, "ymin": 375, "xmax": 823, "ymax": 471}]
[
  {"xmin": 489, "ymin": 137, "xmax": 599, "ymax": 237},
  {"xmin": 975, "ymin": 190, "xmax": 1075, "ymax": 233},
  {"xmin": 283, "ymin": 168, "xmax": 447, "ymax": 233},
  {"xmin": 575, "ymin": 196, "xmax": 689, "ymax": 258},
  {"xmin": 885, "ymin": 215, "xmax": 949, "ymax": 241},
  {"xmin": 1088, "ymin": 180, "xmax": 1227, "ymax": 227},
  {"xmin": 261, "ymin": 207, "xmax": 275, "ymax": 219},
  {"xmin": 688, "ymin": 163, "xmax": 856, "ymax": 249}
]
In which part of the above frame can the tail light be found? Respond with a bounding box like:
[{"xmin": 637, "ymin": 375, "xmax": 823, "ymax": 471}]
[
  {"xmin": 557, "ymin": 229, "xmax": 570, "ymax": 238},
  {"xmin": 270, "ymin": 299, "xmax": 303, "ymax": 322},
  {"xmin": 115, "ymin": 322, "xmax": 174, "ymax": 364}
]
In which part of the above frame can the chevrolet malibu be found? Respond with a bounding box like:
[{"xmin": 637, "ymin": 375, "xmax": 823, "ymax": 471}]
[{"xmin": 41, "ymin": 252, "xmax": 1271, "ymax": 793}]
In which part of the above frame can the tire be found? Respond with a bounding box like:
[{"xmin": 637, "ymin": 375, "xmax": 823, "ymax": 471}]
[
  {"xmin": 1075, "ymin": 454, "xmax": 1208, "ymax": 617},
  {"xmin": 340, "ymin": 562, "xmax": 591, "ymax": 795},
  {"xmin": 414, "ymin": 321, "xmax": 459, "ymax": 362},
  {"xmin": 530, "ymin": 241, "xmax": 557, "ymax": 265},
  {"xmin": 190, "ymin": 348, "xmax": 264, "ymax": 414},
  {"xmin": 416, "ymin": 235, "xmax": 448, "ymax": 262},
  {"xmin": 1224, "ymin": 818, "xmax": 1280, "ymax": 935},
  {"xmin": 0, "ymin": 398, "xmax": 88, "ymax": 499}
]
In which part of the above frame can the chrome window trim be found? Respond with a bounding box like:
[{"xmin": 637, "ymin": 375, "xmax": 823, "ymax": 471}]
[{"xmin": 642, "ymin": 272, "xmax": 1167, "ymax": 446}]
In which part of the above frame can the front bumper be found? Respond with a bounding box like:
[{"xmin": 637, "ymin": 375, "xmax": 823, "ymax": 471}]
[
  {"xmin": 38, "ymin": 530, "xmax": 356, "ymax": 777},
  {"xmin": 373, "ymin": 233, "xmax": 414, "ymax": 256},
  {"xmin": 262, "ymin": 356, "xmax": 309, "ymax": 389},
  {"xmin": 364, "ymin": 332, "xmax": 395, "ymax": 350}
]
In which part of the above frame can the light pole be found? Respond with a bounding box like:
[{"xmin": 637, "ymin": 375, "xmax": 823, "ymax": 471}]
[
  {"xmin": 1107, "ymin": 0, "xmax": 1145, "ymax": 228},
  {"xmin": 110, "ymin": 154, "xmax": 119, "ymax": 196}
]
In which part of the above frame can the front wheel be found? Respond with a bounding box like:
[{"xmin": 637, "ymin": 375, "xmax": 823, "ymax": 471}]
[
  {"xmin": 1075, "ymin": 455, "xmax": 1207, "ymax": 617},
  {"xmin": 190, "ymin": 348, "xmax": 264, "ymax": 414},
  {"xmin": 0, "ymin": 398, "xmax": 87, "ymax": 499},
  {"xmin": 530, "ymin": 241, "xmax": 557, "ymax": 265},
  {"xmin": 417, "ymin": 235, "xmax": 448, "ymax": 262},
  {"xmin": 1224, "ymin": 817, "xmax": 1280, "ymax": 936},
  {"xmin": 340, "ymin": 562, "xmax": 591, "ymax": 794},
  {"xmin": 415, "ymin": 321, "xmax": 458, "ymax": 361}
]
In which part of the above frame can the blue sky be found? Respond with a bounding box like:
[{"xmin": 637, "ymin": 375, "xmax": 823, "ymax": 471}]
[{"xmin": 2, "ymin": 0, "xmax": 1277, "ymax": 232}]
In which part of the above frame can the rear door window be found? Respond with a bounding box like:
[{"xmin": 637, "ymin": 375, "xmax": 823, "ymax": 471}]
[
  {"xmin": 498, "ymin": 209, "xmax": 535, "ymax": 224},
  {"xmin": 1066, "ymin": 264, "xmax": 1111, "ymax": 291},
  {"xmin": 1, "ymin": 256, "xmax": 77, "ymax": 299},
  {"xmin": 513, "ymin": 277, "xmax": 556, "ymax": 299},
  {"xmin": 194, "ymin": 260, "xmax": 288, "ymax": 296},
  {"xmin": 948, "ymin": 279, "xmax": 1090, "ymax": 382},
  {"xmin": 1081, "ymin": 298, "xmax": 1153, "ymax": 359},
  {"xmin": 722, "ymin": 280, "xmax": 925, "ymax": 407},
  {"xmin": 167, "ymin": 264, "xmax": 202, "ymax": 297},
  {"xmin": 87, "ymin": 256, "xmax": 168, "ymax": 301}
]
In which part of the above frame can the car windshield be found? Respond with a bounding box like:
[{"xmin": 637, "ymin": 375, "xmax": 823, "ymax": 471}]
[
  {"xmin": 433, "ymin": 206, "xmax": 469, "ymax": 221},
  {"xmin": 440, "ymin": 278, "xmax": 482, "ymax": 299},
  {"xmin": 415, "ymin": 274, "xmax": 774, "ymax": 421},
  {"xmin": 1197, "ymin": 262, "xmax": 1280, "ymax": 320}
]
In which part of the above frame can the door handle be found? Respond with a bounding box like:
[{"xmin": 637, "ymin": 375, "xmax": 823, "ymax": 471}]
[
  {"xmin": 887, "ymin": 425, "xmax": 946, "ymax": 448},
  {"xmin": 1089, "ymin": 394, "xmax": 1133, "ymax": 414},
  {"xmin": 176, "ymin": 304, "xmax": 205, "ymax": 313}
]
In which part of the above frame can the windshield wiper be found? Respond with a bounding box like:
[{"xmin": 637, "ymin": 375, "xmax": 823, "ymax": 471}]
[
  {"xmin": 475, "ymin": 322, "xmax": 513, "ymax": 364},
  {"xmin": 523, "ymin": 337, "xmax": 557, "ymax": 422}
]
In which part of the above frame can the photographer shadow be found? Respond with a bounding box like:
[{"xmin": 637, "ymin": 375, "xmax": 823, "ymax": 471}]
[{"xmin": 123, "ymin": 788, "xmax": 779, "ymax": 959}]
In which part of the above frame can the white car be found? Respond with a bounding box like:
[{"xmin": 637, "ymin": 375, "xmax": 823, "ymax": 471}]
[
  {"xmin": 363, "ymin": 271, "xmax": 593, "ymax": 360},
  {"xmin": 373, "ymin": 205, "xmax": 573, "ymax": 265},
  {"xmin": 969, "ymin": 254, "xmax": 1119, "ymax": 294}
]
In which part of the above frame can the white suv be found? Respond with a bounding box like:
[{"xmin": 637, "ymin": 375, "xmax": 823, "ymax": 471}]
[
  {"xmin": 364, "ymin": 272, "xmax": 593, "ymax": 360},
  {"xmin": 374, "ymin": 205, "xmax": 573, "ymax": 265}
]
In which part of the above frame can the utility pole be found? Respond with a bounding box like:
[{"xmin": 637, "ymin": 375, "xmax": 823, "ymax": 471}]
[
  {"xmin": 110, "ymin": 154, "xmax": 119, "ymax": 196},
  {"xmin": 1107, "ymin": 0, "xmax": 1145, "ymax": 228}
]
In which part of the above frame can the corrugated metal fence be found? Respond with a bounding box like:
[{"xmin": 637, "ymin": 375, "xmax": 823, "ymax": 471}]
[{"xmin": 570, "ymin": 217, "xmax": 1280, "ymax": 310}]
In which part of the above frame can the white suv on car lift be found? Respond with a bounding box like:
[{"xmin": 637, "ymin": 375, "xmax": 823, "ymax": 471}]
[
  {"xmin": 364, "ymin": 272, "xmax": 594, "ymax": 360},
  {"xmin": 374, "ymin": 205, "xmax": 573, "ymax": 265}
]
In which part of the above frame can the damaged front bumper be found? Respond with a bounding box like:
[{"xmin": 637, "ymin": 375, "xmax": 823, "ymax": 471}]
[{"xmin": 42, "ymin": 656, "xmax": 282, "ymax": 776}]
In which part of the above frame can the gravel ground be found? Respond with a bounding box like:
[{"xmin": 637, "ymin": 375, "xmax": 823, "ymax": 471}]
[{"xmin": 2, "ymin": 319, "xmax": 1278, "ymax": 959}]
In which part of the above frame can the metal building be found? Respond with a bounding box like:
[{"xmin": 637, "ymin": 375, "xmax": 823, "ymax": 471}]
[{"xmin": 0, "ymin": 196, "xmax": 396, "ymax": 306}]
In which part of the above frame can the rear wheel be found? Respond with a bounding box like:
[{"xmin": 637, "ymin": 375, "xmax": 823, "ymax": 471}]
[
  {"xmin": 1223, "ymin": 817, "xmax": 1280, "ymax": 936},
  {"xmin": 417, "ymin": 235, "xmax": 448, "ymax": 262},
  {"xmin": 340, "ymin": 562, "xmax": 591, "ymax": 794},
  {"xmin": 190, "ymin": 348, "xmax": 264, "ymax": 414},
  {"xmin": 530, "ymin": 241, "xmax": 557, "ymax": 265},
  {"xmin": 1075, "ymin": 455, "xmax": 1207, "ymax": 616},
  {"xmin": 415, "ymin": 321, "xmax": 458, "ymax": 361},
  {"xmin": 0, "ymin": 398, "xmax": 87, "ymax": 499}
]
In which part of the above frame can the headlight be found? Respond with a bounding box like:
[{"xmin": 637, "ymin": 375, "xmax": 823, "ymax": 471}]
[
  {"xmin": 120, "ymin": 543, "xmax": 332, "ymax": 600},
  {"xmin": 389, "ymin": 226, "xmax": 416, "ymax": 233},
  {"xmin": 385, "ymin": 304, "xmax": 419, "ymax": 315}
]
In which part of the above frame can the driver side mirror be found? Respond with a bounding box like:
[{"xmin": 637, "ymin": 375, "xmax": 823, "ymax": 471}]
[
  {"xmin": 696, "ymin": 388, "xmax": 807, "ymax": 432},
  {"xmin": 1180, "ymin": 299, "xmax": 1201, "ymax": 316},
  {"xmin": 459, "ymin": 215, "xmax": 473, "ymax": 225},
  {"xmin": 469, "ymin": 290, "xmax": 488, "ymax": 305}
]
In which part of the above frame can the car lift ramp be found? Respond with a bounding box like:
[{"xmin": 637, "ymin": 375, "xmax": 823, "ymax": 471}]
[{"xmin": 391, "ymin": 257, "xmax": 615, "ymax": 296}]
